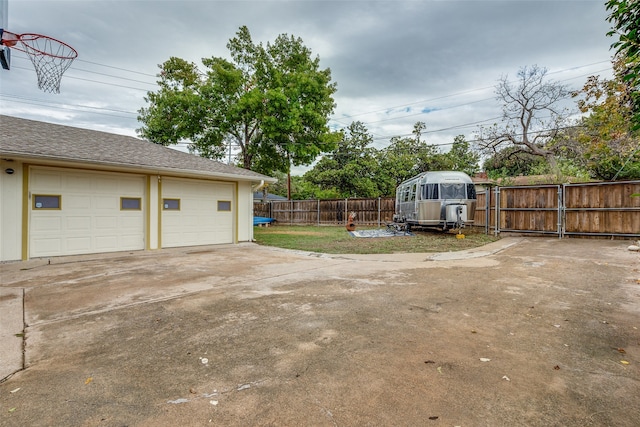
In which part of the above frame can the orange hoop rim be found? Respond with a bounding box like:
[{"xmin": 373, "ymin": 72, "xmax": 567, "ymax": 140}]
[{"xmin": 1, "ymin": 30, "xmax": 78, "ymax": 59}]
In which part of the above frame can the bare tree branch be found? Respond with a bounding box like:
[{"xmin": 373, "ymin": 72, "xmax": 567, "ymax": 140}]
[{"xmin": 476, "ymin": 65, "xmax": 572, "ymax": 174}]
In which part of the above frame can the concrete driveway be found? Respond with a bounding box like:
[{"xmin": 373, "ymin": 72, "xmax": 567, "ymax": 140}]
[{"xmin": 0, "ymin": 238, "xmax": 638, "ymax": 426}]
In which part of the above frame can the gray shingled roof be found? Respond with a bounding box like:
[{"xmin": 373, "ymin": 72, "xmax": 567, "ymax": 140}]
[{"xmin": 0, "ymin": 115, "xmax": 276, "ymax": 183}]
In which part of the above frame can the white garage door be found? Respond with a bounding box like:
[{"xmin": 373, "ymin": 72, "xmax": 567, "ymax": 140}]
[
  {"xmin": 161, "ymin": 178, "xmax": 234, "ymax": 248},
  {"xmin": 29, "ymin": 167, "xmax": 145, "ymax": 258}
]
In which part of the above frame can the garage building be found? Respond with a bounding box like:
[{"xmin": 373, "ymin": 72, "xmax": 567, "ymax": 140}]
[{"xmin": 0, "ymin": 115, "xmax": 277, "ymax": 261}]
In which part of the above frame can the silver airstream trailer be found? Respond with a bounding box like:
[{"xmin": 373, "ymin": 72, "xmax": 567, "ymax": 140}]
[{"xmin": 393, "ymin": 171, "xmax": 476, "ymax": 230}]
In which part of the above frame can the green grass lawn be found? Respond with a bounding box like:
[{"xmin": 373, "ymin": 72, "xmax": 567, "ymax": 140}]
[{"xmin": 253, "ymin": 225, "xmax": 498, "ymax": 254}]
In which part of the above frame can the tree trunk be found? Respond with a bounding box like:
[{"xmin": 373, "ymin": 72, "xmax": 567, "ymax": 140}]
[
  {"xmin": 545, "ymin": 153, "xmax": 561, "ymax": 179},
  {"xmin": 287, "ymin": 152, "xmax": 291, "ymax": 200}
]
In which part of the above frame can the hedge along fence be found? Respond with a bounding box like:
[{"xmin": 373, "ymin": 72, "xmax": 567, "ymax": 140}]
[{"xmin": 254, "ymin": 180, "xmax": 640, "ymax": 238}]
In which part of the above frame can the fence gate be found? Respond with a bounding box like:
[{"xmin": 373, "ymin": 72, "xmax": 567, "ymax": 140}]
[
  {"xmin": 496, "ymin": 185, "xmax": 563, "ymax": 237},
  {"xmin": 493, "ymin": 181, "xmax": 640, "ymax": 238},
  {"xmin": 563, "ymin": 181, "xmax": 640, "ymax": 238}
]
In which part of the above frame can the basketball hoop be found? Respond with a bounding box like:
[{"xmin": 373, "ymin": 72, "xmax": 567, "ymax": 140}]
[{"xmin": 1, "ymin": 30, "xmax": 77, "ymax": 94}]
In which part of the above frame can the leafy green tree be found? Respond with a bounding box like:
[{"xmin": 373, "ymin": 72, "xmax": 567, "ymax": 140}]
[
  {"xmin": 376, "ymin": 122, "xmax": 442, "ymax": 195},
  {"xmin": 566, "ymin": 67, "xmax": 640, "ymax": 180},
  {"xmin": 302, "ymin": 124, "xmax": 482, "ymax": 199},
  {"xmin": 292, "ymin": 178, "xmax": 342, "ymax": 200},
  {"xmin": 476, "ymin": 65, "xmax": 571, "ymax": 176},
  {"xmin": 377, "ymin": 126, "xmax": 480, "ymax": 196},
  {"xmin": 606, "ymin": 0, "xmax": 640, "ymax": 130},
  {"xmin": 138, "ymin": 26, "xmax": 338, "ymax": 176},
  {"xmin": 303, "ymin": 122, "xmax": 381, "ymax": 198},
  {"xmin": 437, "ymin": 135, "xmax": 481, "ymax": 176},
  {"xmin": 259, "ymin": 171, "xmax": 288, "ymax": 199},
  {"xmin": 482, "ymin": 146, "xmax": 547, "ymax": 179},
  {"xmin": 262, "ymin": 173, "xmax": 336, "ymax": 200}
]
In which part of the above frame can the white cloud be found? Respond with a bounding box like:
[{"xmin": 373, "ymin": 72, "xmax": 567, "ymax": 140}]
[{"xmin": 1, "ymin": 0, "xmax": 615, "ymax": 172}]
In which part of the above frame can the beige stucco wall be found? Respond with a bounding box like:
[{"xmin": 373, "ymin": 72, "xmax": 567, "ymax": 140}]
[
  {"xmin": 148, "ymin": 175, "xmax": 159, "ymax": 250},
  {"xmin": 237, "ymin": 180, "xmax": 253, "ymax": 243},
  {"xmin": 0, "ymin": 159, "xmax": 23, "ymax": 261}
]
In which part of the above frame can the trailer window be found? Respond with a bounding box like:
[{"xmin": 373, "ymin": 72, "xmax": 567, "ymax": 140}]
[
  {"xmin": 422, "ymin": 184, "xmax": 439, "ymax": 200},
  {"xmin": 403, "ymin": 187, "xmax": 411, "ymax": 202},
  {"xmin": 440, "ymin": 183, "xmax": 467, "ymax": 199},
  {"xmin": 467, "ymin": 184, "xmax": 477, "ymax": 200}
]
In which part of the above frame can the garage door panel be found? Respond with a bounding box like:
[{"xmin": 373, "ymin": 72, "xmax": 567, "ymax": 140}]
[
  {"xmin": 95, "ymin": 216, "xmax": 118, "ymax": 229},
  {"xmin": 93, "ymin": 176, "xmax": 113, "ymax": 188},
  {"xmin": 197, "ymin": 199, "xmax": 214, "ymax": 210},
  {"xmin": 32, "ymin": 171, "xmax": 62, "ymax": 191},
  {"xmin": 95, "ymin": 197, "xmax": 118, "ymax": 210},
  {"xmin": 181, "ymin": 199, "xmax": 199, "ymax": 210},
  {"xmin": 66, "ymin": 237, "xmax": 92, "ymax": 252},
  {"xmin": 119, "ymin": 234, "xmax": 143, "ymax": 248},
  {"xmin": 162, "ymin": 214, "xmax": 181, "ymax": 226},
  {"xmin": 67, "ymin": 173, "xmax": 103, "ymax": 192},
  {"xmin": 66, "ymin": 217, "xmax": 91, "ymax": 230},
  {"xmin": 31, "ymin": 216, "xmax": 62, "ymax": 232},
  {"xmin": 31, "ymin": 238, "xmax": 61, "ymax": 256},
  {"xmin": 180, "ymin": 232, "xmax": 200, "ymax": 242},
  {"xmin": 118, "ymin": 183, "xmax": 142, "ymax": 193},
  {"xmin": 163, "ymin": 235, "xmax": 186, "ymax": 247},
  {"xmin": 119, "ymin": 215, "xmax": 142, "ymax": 228},
  {"xmin": 95, "ymin": 235, "xmax": 118, "ymax": 250},
  {"xmin": 66, "ymin": 195, "xmax": 91, "ymax": 209},
  {"xmin": 30, "ymin": 168, "xmax": 145, "ymax": 258}
]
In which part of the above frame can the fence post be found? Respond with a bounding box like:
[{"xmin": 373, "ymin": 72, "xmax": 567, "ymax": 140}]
[
  {"xmin": 559, "ymin": 184, "xmax": 565, "ymax": 239},
  {"xmin": 556, "ymin": 185, "xmax": 562, "ymax": 239},
  {"xmin": 485, "ymin": 188, "xmax": 490, "ymax": 235},
  {"xmin": 378, "ymin": 197, "xmax": 381, "ymax": 227},
  {"xmin": 494, "ymin": 186, "xmax": 500, "ymax": 236},
  {"xmin": 317, "ymin": 199, "xmax": 320, "ymax": 226},
  {"xmin": 290, "ymin": 200, "xmax": 293, "ymax": 225},
  {"xmin": 345, "ymin": 198, "xmax": 348, "ymax": 226}
]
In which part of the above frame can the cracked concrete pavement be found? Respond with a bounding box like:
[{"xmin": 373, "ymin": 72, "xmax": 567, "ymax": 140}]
[{"xmin": 0, "ymin": 237, "xmax": 638, "ymax": 426}]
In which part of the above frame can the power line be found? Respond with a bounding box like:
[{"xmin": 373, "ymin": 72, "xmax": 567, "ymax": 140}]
[
  {"xmin": 0, "ymin": 54, "xmax": 615, "ymax": 143},
  {"xmin": 337, "ymin": 67, "xmax": 612, "ymax": 129},
  {"xmin": 1, "ymin": 93, "xmax": 138, "ymax": 116},
  {"xmin": 0, "ymin": 96, "xmax": 139, "ymax": 120},
  {"xmin": 331, "ymin": 66, "xmax": 613, "ymax": 142},
  {"xmin": 74, "ymin": 58, "xmax": 157, "ymax": 77},
  {"xmin": 5, "ymin": 52, "xmax": 157, "ymax": 91},
  {"xmin": 334, "ymin": 61, "xmax": 612, "ymax": 123},
  {"xmin": 70, "ymin": 67, "xmax": 157, "ymax": 87}
]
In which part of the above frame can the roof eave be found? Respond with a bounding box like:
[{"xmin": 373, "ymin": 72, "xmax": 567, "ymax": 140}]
[{"xmin": 0, "ymin": 151, "xmax": 278, "ymax": 184}]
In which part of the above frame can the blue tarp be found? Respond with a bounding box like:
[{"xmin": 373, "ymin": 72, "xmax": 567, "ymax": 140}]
[{"xmin": 254, "ymin": 216, "xmax": 276, "ymax": 226}]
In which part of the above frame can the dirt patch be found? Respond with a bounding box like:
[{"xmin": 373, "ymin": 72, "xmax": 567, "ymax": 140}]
[{"xmin": 0, "ymin": 239, "xmax": 638, "ymax": 426}]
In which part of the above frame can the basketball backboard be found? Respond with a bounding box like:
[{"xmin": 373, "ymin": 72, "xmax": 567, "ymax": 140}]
[
  {"xmin": 0, "ymin": 0, "xmax": 7, "ymax": 30},
  {"xmin": 0, "ymin": 0, "xmax": 9, "ymax": 70}
]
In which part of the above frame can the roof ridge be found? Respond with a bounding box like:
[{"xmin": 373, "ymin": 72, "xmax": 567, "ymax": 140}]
[{"xmin": 0, "ymin": 115, "xmax": 275, "ymax": 182}]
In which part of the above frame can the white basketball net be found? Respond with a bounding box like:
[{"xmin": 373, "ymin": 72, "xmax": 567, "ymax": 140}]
[{"xmin": 3, "ymin": 32, "xmax": 78, "ymax": 94}]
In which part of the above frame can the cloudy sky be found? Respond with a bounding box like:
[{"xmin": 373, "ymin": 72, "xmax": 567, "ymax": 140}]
[{"xmin": 1, "ymin": 0, "xmax": 615, "ymax": 173}]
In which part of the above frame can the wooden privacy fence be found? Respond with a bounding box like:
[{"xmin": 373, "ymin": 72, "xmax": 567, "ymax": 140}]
[
  {"xmin": 254, "ymin": 197, "xmax": 396, "ymax": 226},
  {"xmin": 474, "ymin": 185, "xmax": 563, "ymax": 236},
  {"xmin": 473, "ymin": 180, "xmax": 640, "ymax": 238},
  {"xmin": 255, "ymin": 180, "xmax": 640, "ymax": 238}
]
